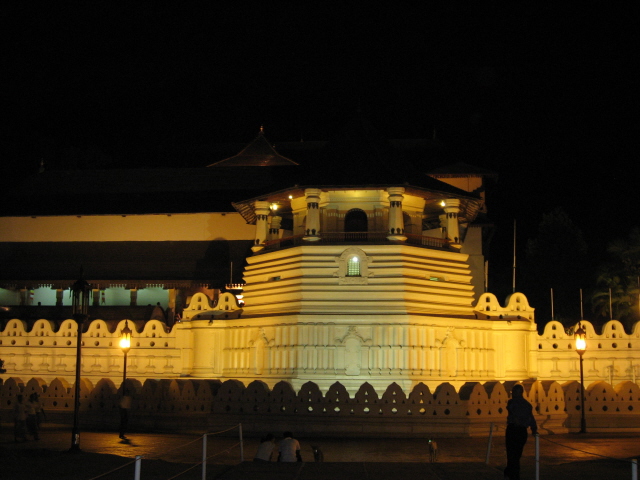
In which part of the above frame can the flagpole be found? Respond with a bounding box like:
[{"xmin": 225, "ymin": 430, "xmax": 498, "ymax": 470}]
[
  {"xmin": 609, "ymin": 288, "xmax": 613, "ymax": 320},
  {"xmin": 512, "ymin": 220, "xmax": 516, "ymax": 293},
  {"xmin": 484, "ymin": 260, "xmax": 489, "ymax": 293}
]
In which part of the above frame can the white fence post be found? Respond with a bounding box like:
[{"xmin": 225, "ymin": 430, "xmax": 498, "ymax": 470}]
[
  {"xmin": 632, "ymin": 458, "xmax": 637, "ymax": 480},
  {"xmin": 485, "ymin": 423, "xmax": 494, "ymax": 464},
  {"xmin": 535, "ymin": 434, "xmax": 540, "ymax": 480},
  {"xmin": 134, "ymin": 455, "xmax": 142, "ymax": 480},
  {"xmin": 239, "ymin": 423, "xmax": 244, "ymax": 462},
  {"xmin": 202, "ymin": 433, "xmax": 208, "ymax": 480}
]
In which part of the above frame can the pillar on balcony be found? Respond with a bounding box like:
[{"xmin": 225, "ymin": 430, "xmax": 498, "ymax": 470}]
[
  {"xmin": 56, "ymin": 289, "xmax": 64, "ymax": 307},
  {"xmin": 251, "ymin": 200, "xmax": 271, "ymax": 252},
  {"xmin": 92, "ymin": 289, "xmax": 100, "ymax": 306},
  {"xmin": 303, "ymin": 188, "xmax": 322, "ymax": 241},
  {"xmin": 268, "ymin": 215, "xmax": 282, "ymax": 242},
  {"xmin": 442, "ymin": 198, "xmax": 462, "ymax": 250},
  {"xmin": 387, "ymin": 186, "xmax": 407, "ymax": 242}
]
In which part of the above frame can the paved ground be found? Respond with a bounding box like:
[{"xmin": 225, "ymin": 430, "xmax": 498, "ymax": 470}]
[{"xmin": 1, "ymin": 423, "xmax": 640, "ymax": 479}]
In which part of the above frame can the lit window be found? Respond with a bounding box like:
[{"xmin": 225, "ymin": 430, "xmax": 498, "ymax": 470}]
[{"xmin": 347, "ymin": 256, "xmax": 361, "ymax": 276}]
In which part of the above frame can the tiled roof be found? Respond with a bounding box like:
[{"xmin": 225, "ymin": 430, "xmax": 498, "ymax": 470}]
[
  {"xmin": 0, "ymin": 241, "xmax": 253, "ymax": 288},
  {"xmin": 427, "ymin": 162, "xmax": 498, "ymax": 178}
]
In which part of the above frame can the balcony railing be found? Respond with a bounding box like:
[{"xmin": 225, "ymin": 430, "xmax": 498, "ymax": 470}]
[{"xmin": 261, "ymin": 232, "xmax": 450, "ymax": 252}]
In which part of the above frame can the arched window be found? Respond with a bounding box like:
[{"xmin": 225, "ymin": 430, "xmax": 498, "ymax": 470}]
[
  {"xmin": 347, "ymin": 256, "xmax": 361, "ymax": 276},
  {"xmin": 336, "ymin": 247, "xmax": 370, "ymax": 284},
  {"xmin": 345, "ymin": 209, "xmax": 368, "ymax": 232}
]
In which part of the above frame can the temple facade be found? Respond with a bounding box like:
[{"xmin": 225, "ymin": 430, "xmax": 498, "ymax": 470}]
[{"xmin": 0, "ymin": 126, "xmax": 638, "ymax": 400}]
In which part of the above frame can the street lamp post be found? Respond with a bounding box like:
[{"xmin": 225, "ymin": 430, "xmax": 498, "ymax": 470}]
[
  {"xmin": 575, "ymin": 323, "xmax": 587, "ymax": 433},
  {"xmin": 119, "ymin": 320, "xmax": 132, "ymax": 440},
  {"xmin": 70, "ymin": 275, "xmax": 91, "ymax": 452},
  {"xmin": 119, "ymin": 320, "xmax": 132, "ymax": 394}
]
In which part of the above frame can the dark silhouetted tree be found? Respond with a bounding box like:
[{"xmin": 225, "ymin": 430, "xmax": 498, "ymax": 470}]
[
  {"xmin": 592, "ymin": 228, "xmax": 640, "ymax": 331},
  {"xmin": 522, "ymin": 208, "xmax": 589, "ymax": 329}
]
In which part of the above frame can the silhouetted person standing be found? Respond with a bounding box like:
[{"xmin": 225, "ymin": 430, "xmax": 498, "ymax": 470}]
[
  {"xmin": 25, "ymin": 393, "xmax": 44, "ymax": 440},
  {"xmin": 119, "ymin": 392, "xmax": 132, "ymax": 439},
  {"xmin": 504, "ymin": 384, "xmax": 537, "ymax": 480},
  {"xmin": 13, "ymin": 394, "xmax": 27, "ymax": 442}
]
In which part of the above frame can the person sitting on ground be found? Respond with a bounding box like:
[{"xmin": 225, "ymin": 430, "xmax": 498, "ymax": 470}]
[
  {"xmin": 254, "ymin": 433, "xmax": 276, "ymax": 462},
  {"xmin": 278, "ymin": 431, "xmax": 302, "ymax": 462}
]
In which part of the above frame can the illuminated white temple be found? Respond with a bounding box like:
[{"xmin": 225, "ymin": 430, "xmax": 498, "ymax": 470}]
[{"xmin": 0, "ymin": 124, "xmax": 636, "ymax": 399}]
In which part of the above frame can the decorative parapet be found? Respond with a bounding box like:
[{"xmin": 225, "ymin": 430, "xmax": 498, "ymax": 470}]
[
  {"xmin": 536, "ymin": 320, "xmax": 640, "ymax": 384},
  {"xmin": 473, "ymin": 292, "xmax": 534, "ymax": 321},
  {"xmin": 182, "ymin": 292, "xmax": 242, "ymax": 321},
  {"xmin": 3, "ymin": 376, "xmax": 640, "ymax": 434}
]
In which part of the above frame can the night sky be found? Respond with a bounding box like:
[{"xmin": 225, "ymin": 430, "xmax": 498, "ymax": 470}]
[{"xmin": 4, "ymin": 3, "xmax": 640, "ymax": 308}]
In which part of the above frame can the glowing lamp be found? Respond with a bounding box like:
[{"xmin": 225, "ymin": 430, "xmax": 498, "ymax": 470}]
[
  {"xmin": 119, "ymin": 319, "xmax": 133, "ymax": 408},
  {"xmin": 574, "ymin": 323, "xmax": 586, "ymax": 355},
  {"xmin": 120, "ymin": 320, "xmax": 132, "ymax": 354}
]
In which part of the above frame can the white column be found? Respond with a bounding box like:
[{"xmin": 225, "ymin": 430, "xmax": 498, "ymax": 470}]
[
  {"xmin": 130, "ymin": 288, "xmax": 138, "ymax": 306},
  {"xmin": 251, "ymin": 201, "xmax": 271, "ymax": 252},
  {"xmin": 55, "ymin": 289, "xmax": 64, "ymax": 306},
  {"xmin": 268, "ymin": 215, "xmax": 282, "ymax": 242},
  {"xmin": 303, "ymin": 188, "xmax": 321, "ymax": 241},
  {"xmin": 442, "ymin": 199, "xmax": 462, "ymax": 249},
  {"xmin": 387, "ymin": 187, "xmax": 407, "ymax": 241}
]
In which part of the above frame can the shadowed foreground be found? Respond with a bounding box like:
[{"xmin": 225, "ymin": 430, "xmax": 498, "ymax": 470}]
[{"xmin": 2, "ymin": 428, "xmax": 640, "ymax": 479}]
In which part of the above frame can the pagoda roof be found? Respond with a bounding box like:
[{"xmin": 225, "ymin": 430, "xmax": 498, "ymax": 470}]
[
  {"xmin": 208, "ymin": 129, "xmax": 298, "ymax": 167},
  {"xmin": 0, "ymin": 117, "xmax": 488, "ymax": 217}
]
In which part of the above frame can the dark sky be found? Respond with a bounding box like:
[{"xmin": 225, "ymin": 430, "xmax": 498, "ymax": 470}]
[{"xmin": 3, "ymin": 3, "xmax": 640, "ymax": 298}]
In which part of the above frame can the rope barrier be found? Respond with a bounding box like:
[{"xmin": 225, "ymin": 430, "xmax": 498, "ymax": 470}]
[
  {"xmin": 165, "ymin": 462, "xmax": 200, "ymax": 480},
  {"xmin": 205, "ymin": 424, "xmax": 241, "ymax": 435},
  {"xmin": 84, "ymin": 424, "xmax": 243, "ymax": 480},
  {"xmin": 489, "ymin": 422, "xmax": 635, "ymax": 463},
  {"xmin": 145, "ymin": 423, "xmax": 241, "ymax": 460},
  {"xmin": 206, "ymin": 441, "xmax": 241, "ymax": 460},
  {"xmin": 164, "ymin": 441, "xmax": 242, "ymax": 479},
  {"xmin": 85, "ymin": 457, "xmax": 139, "ymax": 480},
  {"xmin": 539, "ymin": 434, "xmax": 635, "ymax": 464},
  {"xmin": 144, "ymin": 435, "xmax": 203, "ymax": 460},
  {"xmin": 486, "ymin": 422, "xmax": 638, "ymax": 480}
]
